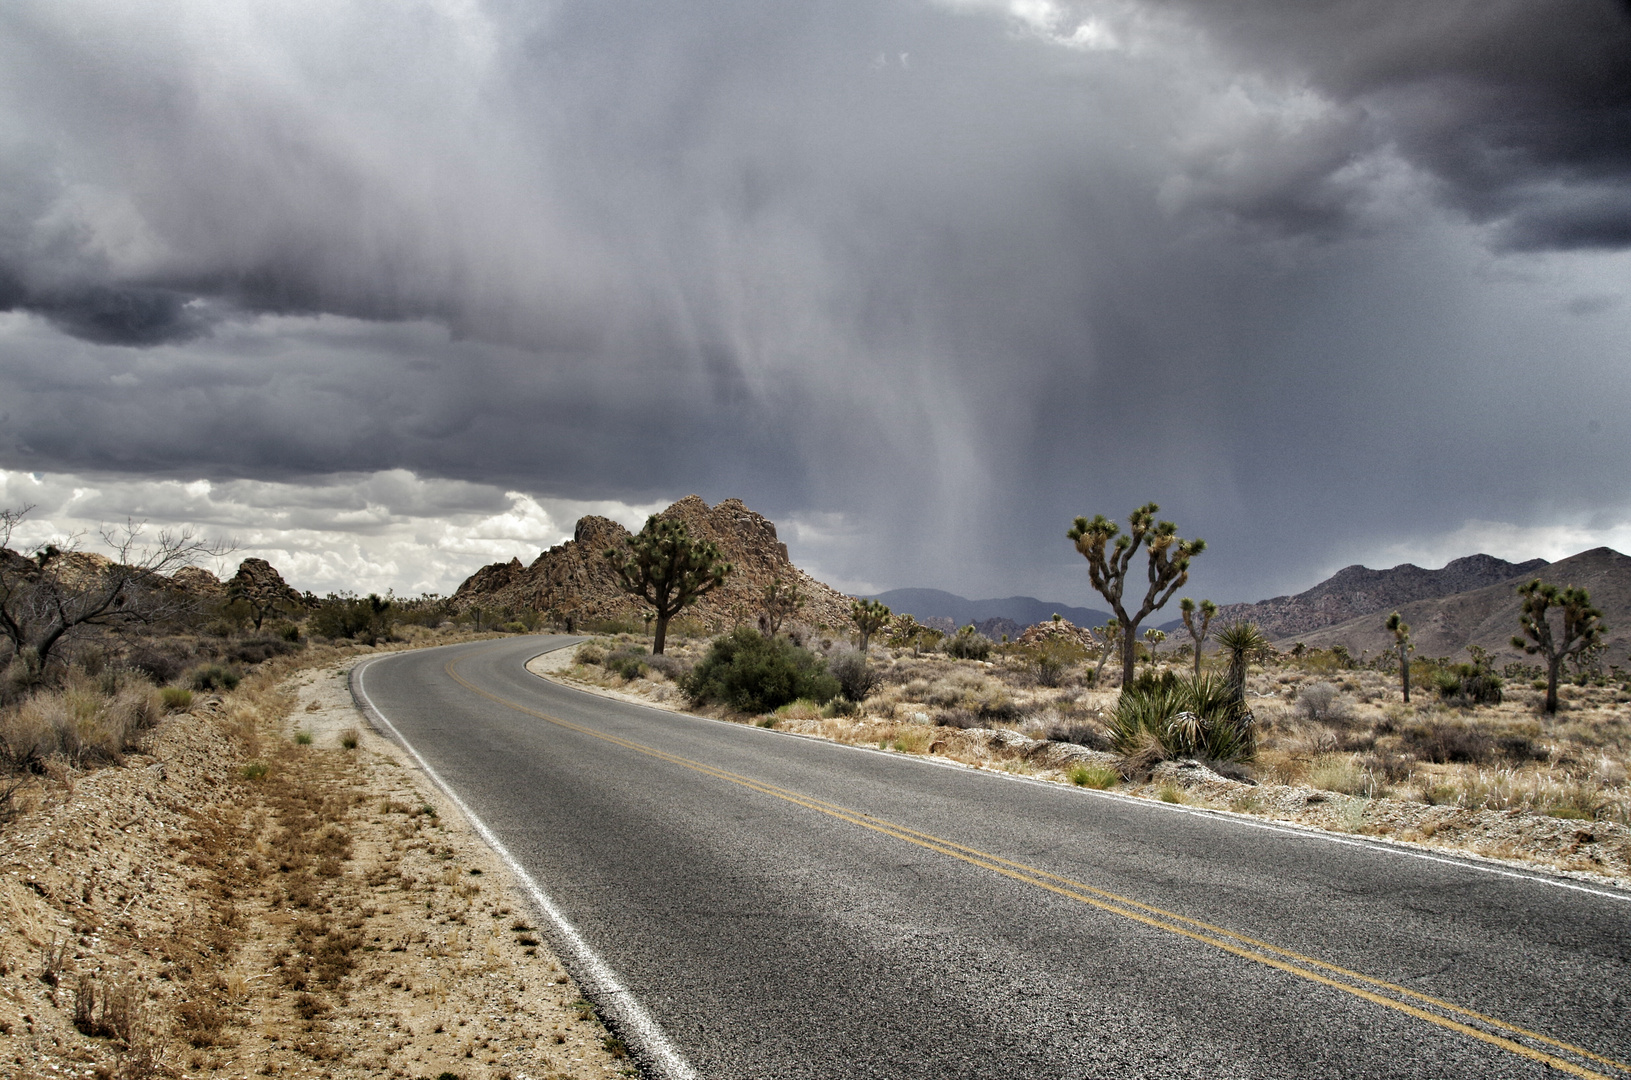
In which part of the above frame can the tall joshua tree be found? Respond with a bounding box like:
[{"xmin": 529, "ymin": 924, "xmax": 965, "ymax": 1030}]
[
  {"xmin": 1385, "ymin": 612, "xmax": 1413, "ymax": 703},
  {"xmin": 604, "ymin": 516, "xmax": 731, "ymax": 655},
  {"xmin": 1513, "ymin": 580, "xmax": 1604, "ymax": 714},
  {"xmin": 759, "ymin": 576, "xmax": 804, "ymax": 638},
  {"xmin": 850, "ymin": 598, "xmax": 891, "ymax": 653},
  {"xmin": 1069, "ymin": 503, "xmax": 1204, "ymax": 689},
  {"xmin": 1180, "ymin": 597, "xmax": 1217, "ymax": 680}
]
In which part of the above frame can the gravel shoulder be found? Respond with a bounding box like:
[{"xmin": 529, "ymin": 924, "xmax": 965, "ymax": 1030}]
[{"xmin": 0, "ymin": 641, "xmax": 629, "ymax": 1080}]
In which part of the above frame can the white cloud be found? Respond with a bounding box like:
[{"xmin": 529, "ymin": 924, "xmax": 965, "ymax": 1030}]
[{"xmin": 0, "ymin": 468, "xmax": 666, "ymax": 597}]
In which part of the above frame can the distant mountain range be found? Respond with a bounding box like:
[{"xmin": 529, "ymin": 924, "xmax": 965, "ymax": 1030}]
[
  {"xmin": 1211, "ymin": 553, "xmax": 1550, "ymax": 642},
  {"xmin": 876, "ymin": 548, "xmax": 1631, "ymax": 662},
  {"xmin": 1280, "ymin": 547, "xmax": 1631, "ymax": 662}
]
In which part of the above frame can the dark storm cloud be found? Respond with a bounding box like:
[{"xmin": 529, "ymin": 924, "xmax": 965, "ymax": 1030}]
[
  {"xmin": 0, "ymin": 0, "xmax": 1629, "ymax": 603},
  {"xmin": 1164, "ymin": 0, "xmax": 1631, "ymax": 248}
]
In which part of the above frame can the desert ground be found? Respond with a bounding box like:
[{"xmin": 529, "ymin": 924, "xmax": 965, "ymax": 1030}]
[{"xmin": 0, "ymin": 637, "xmax": 630, "ymax": 1080}]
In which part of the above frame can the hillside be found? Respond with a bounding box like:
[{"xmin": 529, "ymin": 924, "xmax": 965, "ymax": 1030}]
[
  {"xmin": 1213, "ymin": 553, "xmax": 1549, "ymax": 641},
  {"xmin": 1283, "ymin": 547, "xmax": 1631, "ymax": 663},
  {"xmin": 451, "ymin": 495, "xmax": 857, "ymax": 632}
]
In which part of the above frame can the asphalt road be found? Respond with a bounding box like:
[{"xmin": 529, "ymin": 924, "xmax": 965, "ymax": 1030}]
[{"xmin": 353, "ymin": 636, "xmax": 1631, "ymax": 1080}]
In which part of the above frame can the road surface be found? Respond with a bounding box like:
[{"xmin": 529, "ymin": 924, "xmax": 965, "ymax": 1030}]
[{"xmin": 353, "ymin": 635, "xmax": 1631, "ymax": 1079}]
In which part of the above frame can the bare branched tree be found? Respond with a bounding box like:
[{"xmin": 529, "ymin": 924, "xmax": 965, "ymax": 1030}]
[{"xmin": 1, "ymin": 506, "xmax": 232, "ymax": 682}]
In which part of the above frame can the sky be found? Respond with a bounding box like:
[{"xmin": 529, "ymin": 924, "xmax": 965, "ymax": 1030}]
[{"xmin": 1, "ymin": 0, "xmax": 1628, "ymax": 605}]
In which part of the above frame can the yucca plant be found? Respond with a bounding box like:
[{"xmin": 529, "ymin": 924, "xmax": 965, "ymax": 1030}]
[{"xmin": 1110, "ymin": 673, "xmax": 1255, "ymax": 763}]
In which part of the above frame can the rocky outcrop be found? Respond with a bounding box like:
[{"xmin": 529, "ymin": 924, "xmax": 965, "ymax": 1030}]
[
  {"xmin": 451, "ymin": 496, "xmax": 857, "ymax": 633},
  {"xmin": 1016, "ymin": 618, "xmax": 1102, "ymax": 649},
  {"xmin": 227, "ymin": 558, "xmax": 305, "ymax": 608}
]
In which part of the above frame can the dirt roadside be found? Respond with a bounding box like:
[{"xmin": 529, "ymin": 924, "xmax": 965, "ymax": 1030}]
[
  {"xmin": 531, "ymin": 648, "xmax": 1631, "ymax": 890},
  {"xmin": 0, "ymin": 643, "xmax": 630, "ymax": 1080}
]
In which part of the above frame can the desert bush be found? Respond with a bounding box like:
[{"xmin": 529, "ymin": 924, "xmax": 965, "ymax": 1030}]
[
  {"xmin": 682, "ymin": 627, "xmax": 840, "ymax": 713},
  {"xmin": 945, "ymin": 626, "xmax": 992, "ymax": 661},
  {"xmin": 225, "ymin": 634, "xmax": 303, "ymax": 665},
  {"xmin": 189, "ymin": 663, "xmax": 242, "ymax": 692},
  {"xmin": 603, "ymin": 646, "xmax": 649, "ymax": 680},
  {"xmin": 828, "ymin": 650, "xmax": 883, "ymax": 702},
  {"xmin": 1069, "ymin": 763, "xmax": 1119, "ymax": 789},
  {"xmin": 1308, "ymin": 755, "xmax": 1376, "ymax": 796},
  {"xmin": 933, "ymin": 708, "xmax": 982, "ymax": 729},
  {"xmin": 1027, "ymin": 639, "xmax": 1088, "ymax": 687},
  {"xmin": 1046, "ymin": 718, "xmax": 1109, "ymax": 749},
  {"xmin": 0, "ymin": 668, "xmax": 161, "ymax": 770},
  {"xmin": 1295, "ymin": 682, "xmax": 1352, "ymax": 725},
  {"xmin": 1433, "ymin": 664, "xmax": 1504, "ymax": 706},
  {"xmin": 1402, "ymin": 718, "xmax": 1496, "ymax": 764},
  {"xmin": 643, "ymin": 653, "xmax": 689, "ymax": 681},
  {"xmin": 160, "ymin": 686, "xmax": 194, "ymax": 711},
  {"xmin": 1110, "ymin": 673, "xmax": 1255, "ymax": 762},
  {"xmin": 309, "ymin": 593, "xmax": 396, "ymax": 645},
  {"xmin": 573, "ymin": 642, "xmax": 607, "ymax": 666}
]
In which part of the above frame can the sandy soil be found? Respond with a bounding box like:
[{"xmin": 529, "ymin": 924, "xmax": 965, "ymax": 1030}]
[{"xmin": 0, "ymin": 645, "xmax": 630, "ymax": 1080}]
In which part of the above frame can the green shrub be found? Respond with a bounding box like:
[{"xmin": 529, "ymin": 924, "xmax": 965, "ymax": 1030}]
[
  {"xmin": 682, "ymin": 627, "xmax": 840, "ymax": 713},
  {"xmin": 1068, "ymin": 763, "xmax": 1118, "ymax": 789},
  {"xmin": 945, "ymin": 626, "xmax": 992, "ymax": 661},
  {"xmin": 1110, "ymin": 673, "xmax": 1254, "ymax": 762},
  {"xmin": 309, "ymin": 593, "xmax": 396, "ymax": 645},
  {"xmin": 160, "ymin": 686, "xmax": 194, "ymax": 711},
  {"xmin": 189, "ymin": 664, "xmax": 241, "ymax": 692},
  {"xmin": 1433, "ymin": 664, "xmax": 1503, "ymax": 706}
]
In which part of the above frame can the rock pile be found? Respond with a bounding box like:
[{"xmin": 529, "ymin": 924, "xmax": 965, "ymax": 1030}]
[
  {"xmin": 1016, "ymin": 618, "xmax": 1101, "ymax": 649},
  {"xmin": 451, "ymin": 495, "xmax": 858, "ymax": 633}
]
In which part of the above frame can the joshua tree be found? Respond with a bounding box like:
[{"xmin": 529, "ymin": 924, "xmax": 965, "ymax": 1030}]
[
  {"xmin": 1180, "ymin": 597, "xmax": 1218, "ymax": 680},
  {"xmin": 1385, "ymin": 611, "xmax": 1413, "ymax": 703},
  {"xmin": 1068, "ymin": 504, "xmax": 1205, "ymax": 689},
  {"xmin": 758, "ymin": 576, "xmax": 804, "ymax": 638},
  {"xmin": 1, "ymin": 506, "xmax": 231, "ymax": 683},
  {"xmin": 604, "ymin": 516, "xmax": 731, "ymax": 655},
  {"xmin": 1092, "ymin": 618, "xmax": 1120, "ymax": 685},
  {"xmin": 1513, "ymin": 580, "xmax": 1604, "ymax": 714},
  {"xmin": 1215, "ymin": 620, "xmax": 1269, "ymax": 709},
  {"xmin": 850, "ymin": 598, "xmax": 891, "ymax": 653},
  {"xmin": 1142, "ymin": 627, "xmax": 1166, "ymax": 666}
]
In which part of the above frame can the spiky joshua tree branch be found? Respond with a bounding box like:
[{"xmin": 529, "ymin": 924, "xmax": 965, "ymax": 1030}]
[
  {"xmin": 1512, "ymin": 580, "xmax": 1604, "ymax": 715},
  {"xmin": 604, "ymin": 516, "xmax": 731, "ymax": 655},
  {"xmin": 1068, "ymin": 503, "xmax": 1204, "ymax": 688},
  {"xmin": 850, "ymin": 598, "xmax": 891, "ymax": 653},
  {"xmin": 1180, "ymin": 597, "xmax": 1217, "ymax": 681}
]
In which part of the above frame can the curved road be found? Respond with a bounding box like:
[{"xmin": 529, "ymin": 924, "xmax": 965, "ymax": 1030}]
[{"xmin": 353, "ymin": 636, "xmax": 1631, "ymax": 1079}]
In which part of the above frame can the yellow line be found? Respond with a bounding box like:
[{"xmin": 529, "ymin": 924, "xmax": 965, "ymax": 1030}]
[{"xmin": 442, "ymin": 651, "xmax": 1626, "ymax": 1079}]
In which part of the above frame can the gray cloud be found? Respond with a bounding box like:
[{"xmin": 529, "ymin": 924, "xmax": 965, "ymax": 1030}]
[{"xmin": 0, "ymin": 0, "xmax": 1628, "ymax": 604}]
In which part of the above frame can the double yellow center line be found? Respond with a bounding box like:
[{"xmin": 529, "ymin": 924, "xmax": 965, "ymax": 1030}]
[{"xmin": 448, "ymin": 652, "xmax": 1628, "ymax": 1079}]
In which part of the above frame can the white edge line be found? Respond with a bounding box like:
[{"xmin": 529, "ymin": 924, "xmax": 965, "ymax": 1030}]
[
  {"xmin": 523, "ymin": 647, "xmax": 1631, "ymax": 906},
  {"xmin": 352, "ymin": 648, "xmax": 700, "ymax": 1080}
]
